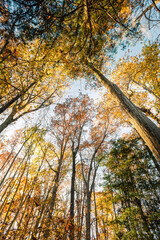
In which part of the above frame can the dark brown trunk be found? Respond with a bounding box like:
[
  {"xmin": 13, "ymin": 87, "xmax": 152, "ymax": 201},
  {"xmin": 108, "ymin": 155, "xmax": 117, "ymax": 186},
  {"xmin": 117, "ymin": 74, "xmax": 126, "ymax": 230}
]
[
  {"xmin": 0, "ymin": 112, "xmax": 15, "ymax": 134},
  {"xmin": 86, "ymin": 191, "xmax": 91, "ymax": 240}
]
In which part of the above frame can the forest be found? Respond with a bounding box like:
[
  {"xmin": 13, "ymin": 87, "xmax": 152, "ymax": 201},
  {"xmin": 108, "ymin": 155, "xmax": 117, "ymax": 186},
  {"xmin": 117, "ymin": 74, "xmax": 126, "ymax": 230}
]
[{"xmin": 0, "ymin": 0, "xmax": 160, "ymax": 239}]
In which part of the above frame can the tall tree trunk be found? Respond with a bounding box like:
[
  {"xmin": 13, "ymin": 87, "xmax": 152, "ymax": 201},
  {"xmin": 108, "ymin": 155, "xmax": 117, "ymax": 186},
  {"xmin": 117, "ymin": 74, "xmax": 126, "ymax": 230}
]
[
  {"xmin": 50, "ymin": 161, "xmax": 62, "ymax": 213},
  {"xmin": 43, "ymin": 158, "xmax": 62, "ymax": 239},
  {"xmin": 86, "ymin": 190, "xmax": 91, "ymax": 240},
  {"xmin": 76, "ymin": 180, "xmax": 84, "ymax": 240},
  {"xmin": 79, "ymin": 190, "xmax": 85, "ymax": 240},
  {"xmin": 86, "ymin": 62, "xmax": 160, "ymax": 163},
  {"xmin": 69, "ymin": 151, "xmax": 76, "ymax": 240},
  {"xmin": 93, "ymin": 184, "xmax": 99, "ymax": 239}
]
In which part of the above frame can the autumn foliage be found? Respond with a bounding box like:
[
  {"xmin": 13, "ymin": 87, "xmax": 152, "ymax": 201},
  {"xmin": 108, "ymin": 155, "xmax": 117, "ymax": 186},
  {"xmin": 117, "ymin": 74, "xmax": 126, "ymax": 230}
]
[{"xmin": 0, "ymin": 1, "xmax": 160, "ymax": 239}]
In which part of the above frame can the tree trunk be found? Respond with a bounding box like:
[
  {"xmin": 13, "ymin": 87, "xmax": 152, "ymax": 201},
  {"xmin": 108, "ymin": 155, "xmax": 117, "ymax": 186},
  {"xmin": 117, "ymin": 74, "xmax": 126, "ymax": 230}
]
[
  {"xmin": 101, "ymin": 209, "xmax": 108, "ymax": 240},
  {"xmin": 86, "ymin": 191, "xmax": 91, "ymax": 240},
  {"xmin": 43, "ymin": 158, "xmax": 62, "ymax": 239},
  {"xmin": 79, "ymin": 190, "xmax": 85, "ymax": 240},
  {"xmin": 69, "ymin": 151, "xmax": 76, "ymax": 240},
  {"xmin": 86, "ymin": 62, "xmax": 160, "ymax": 163},
  {"xmin": 0, "ymin": 112, "xmax": 15, "ymax": 134},
  {"xmin": 93, "ymin": 184, "xmax": 99, "ymax": 239},
  {"xmin": 50, "ymin": 162, "xmax": 62, "ymax": 212}
]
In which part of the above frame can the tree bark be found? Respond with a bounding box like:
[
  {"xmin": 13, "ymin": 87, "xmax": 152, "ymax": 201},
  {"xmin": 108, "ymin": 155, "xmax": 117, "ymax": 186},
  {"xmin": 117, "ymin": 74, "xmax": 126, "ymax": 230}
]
[
  {"xmin": 86, "ymin": 62, "xmax": 160, "ymax": 163},
  {"xmin": 43, "ymin": 157, "xmax": 63, "ymax": 239},
  {"xmin": 69, "ymin": 124, "xmax": 83, "ymax": 239},
  {"xmin": 93, "ymin": 184, "xmax": 99, "ymax": 239},
  {"xmin": 69, "ymin": 151, "xmax": 76, "ymax": 240},
  {"xmin": 79, "ymin": 190, "xmax": 85, "ymax": 240},
  {"xmin": 86, "ymin": 191, "xmax": 91, "ymax": 240},
  {"xmin": 0, "ymin": 111, "xmax": 15, "ymax": 134}
]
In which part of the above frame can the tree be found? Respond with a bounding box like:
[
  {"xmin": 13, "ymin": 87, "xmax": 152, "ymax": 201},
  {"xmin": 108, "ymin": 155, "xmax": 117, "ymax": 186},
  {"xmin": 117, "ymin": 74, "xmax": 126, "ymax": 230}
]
[
  {"xmin": 80, "ymin": 127, "xmax": 108, "ymax": 240},
  {"xmin": 94, "ymin": 191, "xmax": 114, "ymax": 239},
  {"xmin": 110, "ymin": 42, "xmax": 160, "ymax": 124},
  {"xmin": 50, "ymin": 95, "xmax": 95, "ymax": 239},
  {"xmin": 50, "ymin": 0, "xmax": 160, "ymax": 162},
  {"xmin": 0, "ymin": 123, "xmax": 71, "ymax": 239},
  {"xmin": 0, "ymin": 127, "xmax": 49, "ymax": 239},
  {"xmin": 85, "ymin": 60, "xmax": 160, "ymax": 163},
  {"xmin": 134, "ymin": 0, "xmax": 160, "ymax": 30},
  {"xmin": 42, "ymin": 111, "xmax": 70, "ymax": 239},
  {"xmin": 103, "ymin": 138, "xmax": 160, "ymax": 239},
  {"xmin": 78, "ymin": 106, "xmax": 114, "ymax": 240},
  {"xmin": 0, "ymin": 39, "xmax": 67, "ymax": 134},
  {"xmin": 0, "ymin": 0, "xmax": 63, "ymax": 61},
  {"xmin": 65, "ymin": 96, "xmax": 93, "ymax": 240}
]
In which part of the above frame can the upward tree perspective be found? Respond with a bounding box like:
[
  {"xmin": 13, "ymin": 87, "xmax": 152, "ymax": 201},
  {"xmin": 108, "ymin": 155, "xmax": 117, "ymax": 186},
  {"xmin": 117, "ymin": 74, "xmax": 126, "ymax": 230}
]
[
  {"xmin": 1, "ymin": 0, "xmax": 159, "ymax": 160},
  {"xmin": 0, "ymin": 1, "xmax": 160, "ymax": 239}
]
